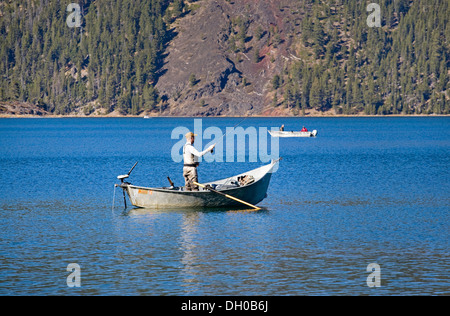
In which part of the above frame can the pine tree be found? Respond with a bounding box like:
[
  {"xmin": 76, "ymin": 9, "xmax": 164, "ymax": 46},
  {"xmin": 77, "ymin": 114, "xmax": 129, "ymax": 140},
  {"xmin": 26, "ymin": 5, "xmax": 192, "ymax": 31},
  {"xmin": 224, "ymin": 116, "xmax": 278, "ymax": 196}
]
[
  {"xmin": 272, "ymin": 75, "xmax": 281, "ymax": 90},
  {"xmin": 309, "ymin": 78, "xmax": 322, "ymax": 110}
]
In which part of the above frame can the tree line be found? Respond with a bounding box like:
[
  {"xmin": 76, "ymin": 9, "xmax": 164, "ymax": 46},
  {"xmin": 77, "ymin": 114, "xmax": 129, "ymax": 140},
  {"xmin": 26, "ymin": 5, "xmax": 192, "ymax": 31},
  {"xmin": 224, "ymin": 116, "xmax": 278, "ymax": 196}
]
[
  {"xmin": 0, "ymin": 0, "xmax": 178, "ymax": 114},
  {"xmin": 273, "ymin": 0, "xmax": 449, "ymax": 115},
  {"xmin": 0, "ymin": 0, "xmax": 448, "ymax": 115}
]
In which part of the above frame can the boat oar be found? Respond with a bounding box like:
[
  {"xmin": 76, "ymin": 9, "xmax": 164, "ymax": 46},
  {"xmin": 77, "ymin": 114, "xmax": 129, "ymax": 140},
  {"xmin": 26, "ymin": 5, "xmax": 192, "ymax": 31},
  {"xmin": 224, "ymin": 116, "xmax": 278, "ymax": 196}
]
[
  {"xmin": 167, "ymin": 176, "xmax": 175, "ymax": 188},
  {"xmin": 193, "ymin": 181, "xmax": 261, "ymax": 210}
]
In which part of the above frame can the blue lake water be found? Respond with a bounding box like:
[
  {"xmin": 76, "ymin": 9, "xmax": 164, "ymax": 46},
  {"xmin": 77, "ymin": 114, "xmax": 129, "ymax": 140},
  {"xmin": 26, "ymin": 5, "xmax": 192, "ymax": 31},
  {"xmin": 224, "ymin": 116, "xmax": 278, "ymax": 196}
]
[{"xmin": 0, "ymin": 117, "xmax": 448, "ymax": 295}]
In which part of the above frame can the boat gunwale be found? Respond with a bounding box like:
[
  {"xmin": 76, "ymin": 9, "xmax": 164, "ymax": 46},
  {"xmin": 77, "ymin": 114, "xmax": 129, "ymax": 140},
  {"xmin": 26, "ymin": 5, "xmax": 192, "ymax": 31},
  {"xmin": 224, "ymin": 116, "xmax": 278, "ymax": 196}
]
[
  {"xmin": 268, "ymin": 130, "xmax": 316, "ymax": 134},
  {"xmin": 268, "ymin": 130, "xmax": 317, "ymax": 138},
  {"xmin": 125, "ymin": 161, "xmax": 277, "ymax": 195}
]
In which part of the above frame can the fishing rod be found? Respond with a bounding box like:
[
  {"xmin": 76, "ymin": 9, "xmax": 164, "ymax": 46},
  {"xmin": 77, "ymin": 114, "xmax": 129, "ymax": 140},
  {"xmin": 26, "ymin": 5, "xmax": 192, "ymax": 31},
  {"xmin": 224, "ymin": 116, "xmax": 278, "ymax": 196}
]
[
  {"xmin": 206, "ymin": 115, "xmax": 250, "ymax": 153},
  {"xmin": 217, "ymin": 116, "xmax": 250, "ymax": 145}
]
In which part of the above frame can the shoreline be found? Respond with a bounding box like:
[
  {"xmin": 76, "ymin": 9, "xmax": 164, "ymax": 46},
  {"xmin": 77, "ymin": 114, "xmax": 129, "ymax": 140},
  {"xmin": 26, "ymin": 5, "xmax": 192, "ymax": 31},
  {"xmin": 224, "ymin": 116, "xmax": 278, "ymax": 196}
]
[
  {"xmin": 0, "ymin": 113, "xmax": 449, "ymax": 118},
  {"xmin": 2, "ymin": 101, "xmax": 448, "ymax": 118}
]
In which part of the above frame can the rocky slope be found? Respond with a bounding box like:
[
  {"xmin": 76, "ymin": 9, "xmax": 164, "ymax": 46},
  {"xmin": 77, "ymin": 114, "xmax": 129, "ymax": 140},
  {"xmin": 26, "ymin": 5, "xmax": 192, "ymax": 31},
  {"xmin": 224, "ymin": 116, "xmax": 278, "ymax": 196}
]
[
  {"xmin": 156, "ymin": 0, "xmax": 302, "ymax": 116},
  {"xmin": 0, "ymin": 101, "xmax": 50, "ymax": 117}
]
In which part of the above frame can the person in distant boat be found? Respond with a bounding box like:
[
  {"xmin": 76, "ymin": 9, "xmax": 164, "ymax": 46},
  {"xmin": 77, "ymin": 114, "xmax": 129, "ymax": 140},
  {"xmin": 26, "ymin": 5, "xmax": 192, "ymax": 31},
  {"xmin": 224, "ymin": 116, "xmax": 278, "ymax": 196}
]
[
  {"xmin": 183, "ymin": 132, "xmax": 215, "ymax": 191},
  {"xmin": 301, "ymin": 126, "xmax": 308, "ymax": 132},
  {"xmin": 280, "ymin": 125, "xmax": 285, "ymax": 131}
]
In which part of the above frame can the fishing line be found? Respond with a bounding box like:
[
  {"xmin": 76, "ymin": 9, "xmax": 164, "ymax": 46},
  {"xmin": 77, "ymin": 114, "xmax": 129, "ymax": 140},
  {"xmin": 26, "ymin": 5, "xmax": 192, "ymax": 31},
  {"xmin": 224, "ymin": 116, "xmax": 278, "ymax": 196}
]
[
  {"xmin": 214, "ymin": 115, "xmax": 250, "ymax": 146},
  {"xmin": 111, "ymin": 184, "xmax": 117, "ymax": 212}
]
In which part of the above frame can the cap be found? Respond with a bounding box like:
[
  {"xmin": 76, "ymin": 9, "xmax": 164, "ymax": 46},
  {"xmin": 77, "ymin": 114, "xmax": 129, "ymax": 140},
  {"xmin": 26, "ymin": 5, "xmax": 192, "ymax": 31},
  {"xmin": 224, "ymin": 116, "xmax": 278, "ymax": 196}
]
[{"xmin": 185, "ymin": 132, "xmax": 198, "ymax": 139}]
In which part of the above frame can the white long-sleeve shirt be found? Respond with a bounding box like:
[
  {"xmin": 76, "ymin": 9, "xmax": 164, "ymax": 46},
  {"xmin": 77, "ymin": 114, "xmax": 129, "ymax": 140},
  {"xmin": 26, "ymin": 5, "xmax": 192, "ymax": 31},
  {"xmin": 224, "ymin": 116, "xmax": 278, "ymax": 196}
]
[{"xmin": 183, "ymin": 141, "xmax": 211, "ymax": 165}]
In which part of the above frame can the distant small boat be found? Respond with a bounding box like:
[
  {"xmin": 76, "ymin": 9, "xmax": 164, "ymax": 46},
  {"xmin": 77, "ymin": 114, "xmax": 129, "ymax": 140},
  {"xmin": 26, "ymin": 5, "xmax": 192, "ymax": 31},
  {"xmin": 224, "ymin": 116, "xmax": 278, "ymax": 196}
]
[
  {"xmin": 269, "ymin": 130, "xmax": 318, "ymax": 137},
  {"xmin": 116, "ymin": 159, "xmax": 280, "ymax": 209},
  {"xmin": 143, "ymin": 115, "xmax": 150, "ymax": 119}
]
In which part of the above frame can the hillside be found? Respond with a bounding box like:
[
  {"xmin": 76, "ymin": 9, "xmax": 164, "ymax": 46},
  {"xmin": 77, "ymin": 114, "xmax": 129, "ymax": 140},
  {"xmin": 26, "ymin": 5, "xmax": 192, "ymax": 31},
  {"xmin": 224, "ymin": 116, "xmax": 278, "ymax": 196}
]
[{"xmin": 0, "ymin": 0, "xmax": 449, "ymax": 116}]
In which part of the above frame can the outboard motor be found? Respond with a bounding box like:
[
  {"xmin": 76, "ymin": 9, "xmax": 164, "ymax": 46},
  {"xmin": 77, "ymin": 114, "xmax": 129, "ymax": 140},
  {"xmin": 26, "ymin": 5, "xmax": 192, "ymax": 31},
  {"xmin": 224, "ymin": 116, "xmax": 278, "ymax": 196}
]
[{"xmin": 115, "ymin": 161, "xmax": 138, "ymax": 208}]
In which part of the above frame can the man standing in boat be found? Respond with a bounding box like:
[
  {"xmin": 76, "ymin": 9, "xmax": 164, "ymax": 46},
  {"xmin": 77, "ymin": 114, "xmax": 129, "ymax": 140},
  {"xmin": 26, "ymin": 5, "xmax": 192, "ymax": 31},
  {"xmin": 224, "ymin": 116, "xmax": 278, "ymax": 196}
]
[{"xmin": 183, "ymin": 132, "xmax": 215, "ymax": 191}]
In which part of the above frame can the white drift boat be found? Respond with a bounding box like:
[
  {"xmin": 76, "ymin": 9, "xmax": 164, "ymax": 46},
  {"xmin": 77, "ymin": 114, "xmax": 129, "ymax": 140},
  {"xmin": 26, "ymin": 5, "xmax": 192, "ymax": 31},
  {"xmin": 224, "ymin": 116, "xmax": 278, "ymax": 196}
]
[
  {"xmin": 116, "ymin": 159, "xmax": 280, "ymax": 209},
  {"xmin": 269, "ymin": 130, "xmax": 318, "ymax": 137}
]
